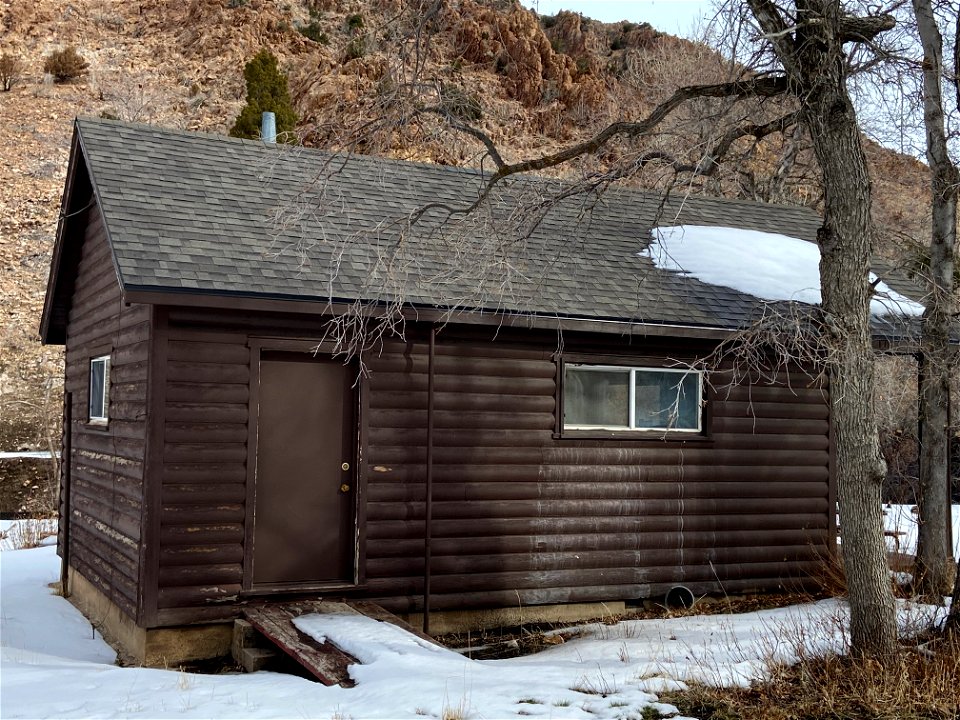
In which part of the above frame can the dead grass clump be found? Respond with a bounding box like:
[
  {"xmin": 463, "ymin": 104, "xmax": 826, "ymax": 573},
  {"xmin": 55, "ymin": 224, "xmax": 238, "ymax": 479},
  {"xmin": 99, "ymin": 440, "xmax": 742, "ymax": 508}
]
[
  {"xmin": 666, "ymin": 635, "xmax": 960, "ymax": 720},
  {"xmin": 805, "ymin": 544, "xmax": 848, "ymax": 597},
  {"xmin": 1, "ymin": 518, "xmax": 57, "ymax": 550}
]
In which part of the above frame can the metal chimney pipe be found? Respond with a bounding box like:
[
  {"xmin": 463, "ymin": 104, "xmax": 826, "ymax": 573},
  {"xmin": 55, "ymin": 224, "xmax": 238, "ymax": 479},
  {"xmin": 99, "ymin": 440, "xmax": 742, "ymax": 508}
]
[{"xmin": 261, "ymin": 111, "xmax": 277, "ymax": 143}]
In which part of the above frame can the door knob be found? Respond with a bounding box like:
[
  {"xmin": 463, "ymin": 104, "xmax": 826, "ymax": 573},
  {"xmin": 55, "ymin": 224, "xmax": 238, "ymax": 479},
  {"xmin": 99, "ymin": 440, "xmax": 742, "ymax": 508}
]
[
  {"xmin": 340, "ymin": 483, "xmax": 351, "ymax": 493},
  {"xmin": 341, "ymin": 462, "xmax": 350, "ymax": 471}
]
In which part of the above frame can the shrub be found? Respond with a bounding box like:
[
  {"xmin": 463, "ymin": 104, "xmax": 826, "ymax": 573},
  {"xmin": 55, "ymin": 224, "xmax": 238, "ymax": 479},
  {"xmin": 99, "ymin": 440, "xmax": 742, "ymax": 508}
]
[
  {"xmin": 344, "ymin": 37, "xmax": 366, "ymax": 60},
  {"xmin": 441, "ymin": 85, "xmax": 482, "ymax": 122},
  {"xmin": 229, "ymin": 49, "xmax": 298, "ymax": 142},
  {"xmin": 346, "ymin": 13, "xmax": 364, "ymax": 32},
  {"xmin": 43, "ymin": 46, "xmax": 88, "ymax": 83},
  {"xmin": 298, "ymin": 21, "xmax": 328, "ymax": 43},
  {"xmin": 0, "ymin": 53, "xmax": 22, "ymax": 91}
]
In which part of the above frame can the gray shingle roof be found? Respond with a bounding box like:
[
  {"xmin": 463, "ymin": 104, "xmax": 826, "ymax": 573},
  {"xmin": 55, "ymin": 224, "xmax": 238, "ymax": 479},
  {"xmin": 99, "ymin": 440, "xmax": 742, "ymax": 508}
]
[{"xmin": 75, "ymin": 117, "xmax": 826, "ymax": 330}]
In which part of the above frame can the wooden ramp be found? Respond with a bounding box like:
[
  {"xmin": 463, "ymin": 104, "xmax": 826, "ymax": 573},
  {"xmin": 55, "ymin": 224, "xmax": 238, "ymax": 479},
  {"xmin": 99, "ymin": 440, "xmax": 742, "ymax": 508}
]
[{"xmin": 243, "ymin": 600, "xmax": 439, "ymax": 686}]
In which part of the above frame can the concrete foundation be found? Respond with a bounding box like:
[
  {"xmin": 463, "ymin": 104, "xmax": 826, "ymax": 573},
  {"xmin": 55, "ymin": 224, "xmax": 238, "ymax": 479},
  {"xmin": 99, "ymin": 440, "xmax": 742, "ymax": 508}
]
[
  {"xmin": 66, "ymin": 566, "xmax": 628, "ymax": 662},
  {"xmin": 66, "ymin": 567, "xmax": 232, "ymax": 667},
  {"xmin": 401, "ymin": 600, "xmax": 628, "ymax": 635}
]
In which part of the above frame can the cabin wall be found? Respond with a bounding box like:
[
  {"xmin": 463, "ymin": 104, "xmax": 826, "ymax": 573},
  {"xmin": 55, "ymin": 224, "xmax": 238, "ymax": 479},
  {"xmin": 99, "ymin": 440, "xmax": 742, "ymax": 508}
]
[
  {"xmin": 61, "ymin": 205, "xmax": 150, "ymax": 622},
  {"xmin": 363, "ymin": 335, "xmax": 831, "ymax": 612},
  {"xmin": 150, "ymin": 308, "xmax": 831, "ymax": 625}
]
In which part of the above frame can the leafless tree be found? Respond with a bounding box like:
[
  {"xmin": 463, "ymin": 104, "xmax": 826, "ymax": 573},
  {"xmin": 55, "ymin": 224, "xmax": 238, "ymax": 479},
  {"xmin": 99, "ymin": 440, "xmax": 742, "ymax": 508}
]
[{"xmin": 910, "ymin": 0, "xmax": 958, "ymax": 601}]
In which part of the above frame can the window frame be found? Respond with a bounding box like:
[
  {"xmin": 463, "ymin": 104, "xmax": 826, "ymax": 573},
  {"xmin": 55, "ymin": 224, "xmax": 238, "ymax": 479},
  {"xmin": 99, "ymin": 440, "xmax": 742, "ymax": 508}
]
[
  {"xmin": 556, "ymin": 356, "xmax": 709, "ymax": 440},
  {"xmin": 88, "ymin": 354, "xmax": 111, "ymax": 425}
]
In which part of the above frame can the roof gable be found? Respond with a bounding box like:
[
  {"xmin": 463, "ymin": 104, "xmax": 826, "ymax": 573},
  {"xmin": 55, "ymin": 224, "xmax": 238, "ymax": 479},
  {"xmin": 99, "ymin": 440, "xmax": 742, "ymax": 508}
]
[{"xmin": 41, "ymin": 130, "xmax": 123, "ymax": 344}]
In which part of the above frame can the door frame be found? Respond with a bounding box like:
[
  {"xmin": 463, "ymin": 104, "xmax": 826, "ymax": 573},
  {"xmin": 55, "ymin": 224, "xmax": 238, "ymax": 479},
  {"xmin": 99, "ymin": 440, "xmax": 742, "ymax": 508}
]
[{"xmin": 241, "ymin": 337, "xmax": 367, "ymax": 595}]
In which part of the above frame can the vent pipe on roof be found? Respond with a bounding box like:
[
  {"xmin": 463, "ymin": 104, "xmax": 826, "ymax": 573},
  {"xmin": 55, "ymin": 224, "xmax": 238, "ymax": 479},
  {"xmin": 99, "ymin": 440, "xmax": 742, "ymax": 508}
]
[{"xmin": 261, "ymin": 111, "xmax": 277, "ymax": 143}]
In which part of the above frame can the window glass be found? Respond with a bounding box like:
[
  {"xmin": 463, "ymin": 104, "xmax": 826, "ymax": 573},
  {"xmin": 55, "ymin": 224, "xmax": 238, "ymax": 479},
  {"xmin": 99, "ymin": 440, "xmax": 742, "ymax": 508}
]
[
  {"xmin": 564, "ymin": 363, "xmax": 702, "ymax": 432},
  {"xmin": 564, "ymin": 367, "xmax": 630, "ymax": 427},
  {"xmin": 89, "ymin": 356, "xmax": 110, "ymax": 422},
  {"xmin": 634, "ymin": 370, "xmax": 700, "ymax": 430}
]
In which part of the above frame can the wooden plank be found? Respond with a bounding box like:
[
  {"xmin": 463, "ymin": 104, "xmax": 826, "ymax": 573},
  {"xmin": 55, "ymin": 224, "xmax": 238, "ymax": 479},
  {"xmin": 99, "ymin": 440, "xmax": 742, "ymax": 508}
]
[
  {"xmin": 164, "ymin": 403, "xmax": 248, "ymax": 424},
  {"xmin": 346, "ymin": 601, "xmax": 443, "ymax": 647},
  {"xmin": 368, "ymin": 408, "xmax": 554, "ymax": 430},
  {"xmin": 243, "ymin": 602, "xmax": 358, "ymax": 687},
  {"xmin": 369, "ymin": 391, "xmax": 555, "ymax": 413},
  {"xmin": 167, "ymin": 339, "xmax": 251, "ymax": 364},
  {"xmin": 368, "ymin": 479, "xmax": 830, "ymax": 504},
  {"xmin": 367, "ymin": 527, "xmax": 827, "ymax": 558},
  {"xmin": 166, "ymin": 361, "xmax": 249, "ymax": 384},
  {"xmin": 368, "ymin": 354, "xmax": 555, "ymax": 378},
  {"xmin": 161, "ymin": 483, "xmax": 247, "ymax": 504},
  {"xmin": 370, "ymin": 373, "xmax": 555, "ymax": 396},
  {"xmin": 159, "ymin": 543, "xmax": 244, "ymax": 567}
]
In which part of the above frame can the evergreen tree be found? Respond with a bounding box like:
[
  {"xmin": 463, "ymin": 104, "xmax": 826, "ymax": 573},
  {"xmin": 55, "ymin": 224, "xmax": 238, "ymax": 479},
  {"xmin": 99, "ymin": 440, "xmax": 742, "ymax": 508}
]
[{"xmin": 229, "ymin": 49, "xmax": 298, "ymax": 142}]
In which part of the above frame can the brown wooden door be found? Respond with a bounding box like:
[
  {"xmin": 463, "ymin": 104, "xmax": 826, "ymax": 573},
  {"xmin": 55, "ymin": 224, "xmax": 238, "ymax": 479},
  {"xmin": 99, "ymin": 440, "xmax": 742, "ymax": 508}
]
[{"xmin": 252, "ymin": 351, "xmax": 354, "ymax": 587}]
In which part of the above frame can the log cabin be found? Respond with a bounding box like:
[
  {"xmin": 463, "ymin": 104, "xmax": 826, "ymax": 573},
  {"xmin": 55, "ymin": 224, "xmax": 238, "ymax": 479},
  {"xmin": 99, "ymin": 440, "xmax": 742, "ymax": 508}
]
[{"xmin": 42, "ymin": 117, "xmax": 848, "ymax": 666}]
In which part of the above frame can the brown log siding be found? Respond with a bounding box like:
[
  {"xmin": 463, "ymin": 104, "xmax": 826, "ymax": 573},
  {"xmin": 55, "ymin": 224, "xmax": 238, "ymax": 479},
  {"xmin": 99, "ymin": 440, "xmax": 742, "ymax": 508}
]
[
  {"xmin": 61, "ymin": 206, "xmax": 149, "ymax": 620},
  {"xmin": 150, "ymin": 313, "xmax": 830, "ymax": 623},
  {"xmin": 363, "ymin": 338, "xmax": 830, "ymax": 612},
  {"xmin": 156, "ymin": 332, "xmax": 250, "ymax": 612}
]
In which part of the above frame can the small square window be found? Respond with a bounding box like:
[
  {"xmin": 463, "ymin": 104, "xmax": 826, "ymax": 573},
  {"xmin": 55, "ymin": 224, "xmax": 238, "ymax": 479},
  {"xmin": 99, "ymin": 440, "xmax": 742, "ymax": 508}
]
[
  {"xmin": 89, "ymin": 355, "xmax": 110, "ymax": 423},
  {"xmin": 564, "ymin": 363, "xmax": 702, "ymax": 433}
]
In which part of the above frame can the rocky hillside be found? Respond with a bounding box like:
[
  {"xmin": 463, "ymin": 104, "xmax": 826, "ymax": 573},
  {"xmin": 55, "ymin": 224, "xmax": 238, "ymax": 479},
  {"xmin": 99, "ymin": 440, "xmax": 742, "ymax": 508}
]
[{"xmin": 0, "ymin": 0, "xmax": 932, "ymax": 467}]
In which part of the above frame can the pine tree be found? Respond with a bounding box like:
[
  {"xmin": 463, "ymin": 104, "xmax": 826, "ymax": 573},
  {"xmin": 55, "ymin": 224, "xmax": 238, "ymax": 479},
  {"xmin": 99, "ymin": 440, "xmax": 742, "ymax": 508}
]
[{"xmin": 229, "ymin": 49, "xmax": 298, "ymax": 142}]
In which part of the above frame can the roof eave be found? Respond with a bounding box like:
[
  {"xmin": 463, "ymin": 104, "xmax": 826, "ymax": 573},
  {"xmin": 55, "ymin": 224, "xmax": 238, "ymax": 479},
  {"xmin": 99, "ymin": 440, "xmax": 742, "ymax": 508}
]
[
  {"xmin": 121, "ymin": 286, "xmax": 737, "ymax": 340},
  {"xmin": 39, "ymin": 126, "xmax": 83, "ymax": 345}
]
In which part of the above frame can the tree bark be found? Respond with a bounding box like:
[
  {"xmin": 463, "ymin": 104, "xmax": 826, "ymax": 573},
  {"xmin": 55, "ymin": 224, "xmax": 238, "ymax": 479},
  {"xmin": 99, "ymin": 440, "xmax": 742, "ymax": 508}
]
[
  {"xmin": 912, "ymin": 0, "xmax": 958, "ymax": 600},
  {"xmin": 748, "ymin": 0, "xmax": 898, "ymax": 657}
]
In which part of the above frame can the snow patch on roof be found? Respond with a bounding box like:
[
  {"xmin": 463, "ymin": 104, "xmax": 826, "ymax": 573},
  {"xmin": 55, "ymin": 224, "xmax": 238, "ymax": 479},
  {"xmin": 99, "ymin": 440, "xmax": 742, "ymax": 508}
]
[{"xmin": 643, "ymin": 225, "xmax": 924, "ymax": 317}]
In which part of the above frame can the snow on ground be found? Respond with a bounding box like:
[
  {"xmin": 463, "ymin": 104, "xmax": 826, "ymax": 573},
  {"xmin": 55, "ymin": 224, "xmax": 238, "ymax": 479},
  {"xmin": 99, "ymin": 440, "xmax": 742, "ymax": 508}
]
[
  {"xmin": 0, "ymin": 451, "xmax": 59, "ymax": 460},
  {"xmin": 2, "ymin": 542, "xmax": 952, "ymax": 720},
  {"xmin": 883, "ymin": 503, "xmax": 960, "ymax": 560},
  {"xmin": 644, "ymin": 226, "xmax": 925, "ymax": 317}
]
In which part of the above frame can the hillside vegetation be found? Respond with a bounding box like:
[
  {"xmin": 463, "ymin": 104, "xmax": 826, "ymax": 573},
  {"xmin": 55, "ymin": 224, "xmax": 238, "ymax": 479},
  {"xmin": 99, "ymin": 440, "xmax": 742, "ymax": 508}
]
[{"xmin": 0, "ymin": 0, "xmax": 932, "ymax": 491}]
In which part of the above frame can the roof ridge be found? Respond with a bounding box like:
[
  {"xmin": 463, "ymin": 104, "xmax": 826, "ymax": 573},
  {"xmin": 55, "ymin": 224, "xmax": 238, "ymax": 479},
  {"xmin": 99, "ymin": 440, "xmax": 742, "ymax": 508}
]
[{"xmin": 74, "ymin": 117, "xmax": 819, "ymax": 219}]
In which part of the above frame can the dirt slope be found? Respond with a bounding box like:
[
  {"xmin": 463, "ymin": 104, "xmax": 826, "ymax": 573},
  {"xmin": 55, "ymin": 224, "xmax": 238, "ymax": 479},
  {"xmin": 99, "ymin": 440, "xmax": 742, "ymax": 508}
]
[{"xmin": 0, "ymin": 0, "xmax": 931, "ymax": 470}]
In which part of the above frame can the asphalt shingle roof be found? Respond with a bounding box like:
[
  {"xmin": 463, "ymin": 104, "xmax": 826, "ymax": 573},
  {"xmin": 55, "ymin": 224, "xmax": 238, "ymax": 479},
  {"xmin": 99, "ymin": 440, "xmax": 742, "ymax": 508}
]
[{"xmin": 74, "ymin": 117, "xmax": 826, "ymax": 330}]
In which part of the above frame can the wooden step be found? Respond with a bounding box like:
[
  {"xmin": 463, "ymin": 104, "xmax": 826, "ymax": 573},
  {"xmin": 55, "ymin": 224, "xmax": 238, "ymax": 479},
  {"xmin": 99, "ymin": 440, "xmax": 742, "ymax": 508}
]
[
  {"xmin": 238, "ymin": 646, "xmax": 279, "ymax": 673},
  {"xmin": 243, "ymin": 601, "xmax": 359, "ymax": 686}
]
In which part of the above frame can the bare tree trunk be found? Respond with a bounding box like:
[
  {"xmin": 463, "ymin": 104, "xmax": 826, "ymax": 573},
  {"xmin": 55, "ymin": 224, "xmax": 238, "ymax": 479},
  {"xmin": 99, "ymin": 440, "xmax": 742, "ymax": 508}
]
[
  {"xmin": 807, "ymin": 90, "xmax": 898, "ymax": 659},
  {"xmin": 912, "ymin": 0, "xmax": 959, "ymax": 600},
  {"xmin": 747, "ymin": 0, "xmax": 898, "ymax": 657},
  {"xmin": 948, "ymin": 559, "xmax": 960, "ymax": 634},
  {"xmin": 950, "ymin": 5, "xmax": 960, "ymax": 637}
]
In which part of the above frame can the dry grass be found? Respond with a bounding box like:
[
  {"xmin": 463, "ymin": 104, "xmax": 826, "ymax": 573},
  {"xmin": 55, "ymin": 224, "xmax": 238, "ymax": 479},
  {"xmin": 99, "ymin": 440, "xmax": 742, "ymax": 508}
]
[
  {"xmin": 440, "ymin": 696, "xmax": 470, "ymax": 720},
  {"xmin": 0, "ymin": 518, "xmax": 57, "ymax": 550},
  {"xmin": 665, "ymin": 634, "xmax": 960, "ymax": 720}
]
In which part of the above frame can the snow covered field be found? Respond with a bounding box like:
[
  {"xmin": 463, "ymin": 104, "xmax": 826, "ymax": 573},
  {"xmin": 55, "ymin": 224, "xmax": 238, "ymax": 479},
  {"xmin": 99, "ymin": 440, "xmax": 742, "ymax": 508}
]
[{"xmin": 1, "ymin": 508, "xmax": 955, "ymax": 719}]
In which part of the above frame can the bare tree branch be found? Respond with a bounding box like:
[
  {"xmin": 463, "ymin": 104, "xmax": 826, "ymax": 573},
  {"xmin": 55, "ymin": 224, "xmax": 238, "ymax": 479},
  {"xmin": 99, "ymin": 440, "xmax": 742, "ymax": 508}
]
[
  {"xmin": 838, "ymin": 13, "xmax": 898, "ymax": 43},
  {"xmin": 419, "ymin": 105, "xmax": 506, "ymax": 169},
  {"xmin": 488, "ymin": 76, "xmax": 791, "ymax": 182}
]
